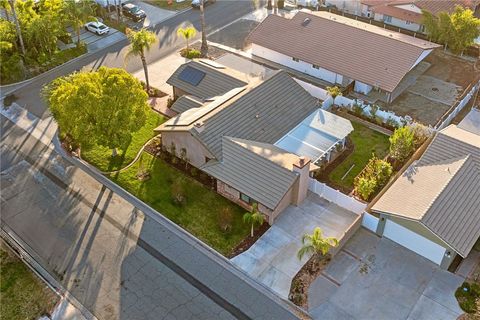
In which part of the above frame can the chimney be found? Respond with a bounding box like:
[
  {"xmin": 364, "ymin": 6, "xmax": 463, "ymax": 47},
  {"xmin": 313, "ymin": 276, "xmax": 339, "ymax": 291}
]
[{"xmin": 292, "ymin": 156, "xmax": 311, "ymax": 205}]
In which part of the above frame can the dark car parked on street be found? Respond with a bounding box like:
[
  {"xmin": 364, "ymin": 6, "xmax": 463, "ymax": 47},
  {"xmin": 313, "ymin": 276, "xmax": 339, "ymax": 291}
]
[{"xmin": 122, "ymin": 3, "xmax": 146, "ymax": 22}]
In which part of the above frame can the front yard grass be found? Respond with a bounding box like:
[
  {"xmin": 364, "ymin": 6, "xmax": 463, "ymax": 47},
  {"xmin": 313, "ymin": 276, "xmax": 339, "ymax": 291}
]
[
  {"xmin": 144, "ymin": 0, "xmax": 192, "ymax": 11},
  {"xmin": 109, "ymin": 152, "xmax": 251, "ymax": 255},
  {"xmin": 328, "ymin": 121, "xmax": 390, "ymax": 190},
  {"xmin": 0, "ymin": 242, "xmax": 59, "ymax": 319},
  {"xmin": 81, "ymin": 111, "xmax": 166, "ymax": 172}
]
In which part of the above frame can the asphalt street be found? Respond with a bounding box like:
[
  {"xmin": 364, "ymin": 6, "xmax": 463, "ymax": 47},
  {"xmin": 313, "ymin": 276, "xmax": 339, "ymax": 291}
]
[{"xmin": 4, "ymin": 0, "xmax": 258, "ymax": 119}]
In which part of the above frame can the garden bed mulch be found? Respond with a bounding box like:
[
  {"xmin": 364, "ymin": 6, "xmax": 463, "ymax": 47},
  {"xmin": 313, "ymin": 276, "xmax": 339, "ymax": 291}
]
[
  {"xmin": 313, "ymin": 137, "xmax": 355, "ymax": 194},
  {"xmin": 227, "ymin": 222, "xmax": 270, "ymax": 259},
  {"xmin": 289, "ymin": 254, "xmax": 332, "ymax": 309},
  {"xmin": 191, "ymin": 42, "xmax": 230, "ymax": 60}
]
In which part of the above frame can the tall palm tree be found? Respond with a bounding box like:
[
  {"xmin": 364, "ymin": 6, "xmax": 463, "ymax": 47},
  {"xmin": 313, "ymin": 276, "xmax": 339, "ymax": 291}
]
[
  {"xmin": 125, "ymin": 28, "xmax": 157, "ymax": 92},
  {"xmin": 326, "ymin": 85, "xmax": 342, "ymax": 106},
  {"xmin": 177, "ymin": 26, "xmax": 196, "ymax": 53},
  {"xmin": 8, "ymin": 0, "xmax": 25, "ymax": 56},
  {"xmin": 199, "ymin": 0, "xmax": 208, "ymax": 57},
  {"xmin": 243, "ymin": 203, "xmax": 264, "ymax": 238},
  {"xmin": 63, "ymin": 0, "xmax": 95, "ymax": 47},
  {"xmin": 297, "ymin": 227, "xmax": 338, "ymax": 261}
]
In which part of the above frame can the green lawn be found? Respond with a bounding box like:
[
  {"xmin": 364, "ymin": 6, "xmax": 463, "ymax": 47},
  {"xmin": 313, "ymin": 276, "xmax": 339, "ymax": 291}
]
[
  {"xmin": 81, "ymin": 112, "xmax": 166, "ymax": 172},
  {"xmin": 0, "ymin": 244, "xmax": 59, "ymax": 319},
  {"xmin": 109, "ymin": 152, "xmax": 251, "ymax": 255},
  {"xmin": 144, "ymin": 0, "xmax": 192, "ymax": 11},
  {"xmin": 329, "ymin": 121, "xmax": 390, "ymax": 190}
]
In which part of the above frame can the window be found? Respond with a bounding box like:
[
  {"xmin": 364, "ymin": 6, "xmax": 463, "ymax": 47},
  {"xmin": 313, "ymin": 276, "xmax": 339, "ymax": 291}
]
[
  {"xmin": 405, "ymin": 20, "xmax": 412, "ymax": 25},
  {"xmin": 312, "ymin": 64, "xmax": 320, "ymax": 69},
  {"xmin": 383, "ymin": 15, "xmax": 392, "ymax": 23},
  {"xmin": 240, "ymin": 193, "xmax": 251, "ymax": 203},
  {"xmin": 292, "ymin": 57, "xmax": 300, "ymax": 62}
]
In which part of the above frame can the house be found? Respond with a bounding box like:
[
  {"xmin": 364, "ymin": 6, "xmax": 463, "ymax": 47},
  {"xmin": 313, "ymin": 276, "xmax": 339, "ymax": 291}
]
[
  {"xmin": 248, "ymin": 11, "xmax": 440, "ymax": 103},
  {"xmin": 360, "ymin": 0, "xmax": 480, "ymax": 32},
  {"xmin": 371, "ymin": 121, "xmax": 480, "ymax": 269},
  {"xmin": 157, "ymin": 70, "xmax": 353, "ymax": 223},
  {"xmin": 166, "ymin": 59, "xmax": 248, "ymax": 105}
]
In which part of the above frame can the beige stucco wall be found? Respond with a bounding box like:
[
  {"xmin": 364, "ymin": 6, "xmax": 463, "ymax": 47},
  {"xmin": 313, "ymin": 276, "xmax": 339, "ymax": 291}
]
[
  {"xmin": 161, "ymin": 131, "xmax": 214, "ymax": 168},
  {"xmin": 173, "ymin": 87, "xmax": 189, "ymax": 100}
]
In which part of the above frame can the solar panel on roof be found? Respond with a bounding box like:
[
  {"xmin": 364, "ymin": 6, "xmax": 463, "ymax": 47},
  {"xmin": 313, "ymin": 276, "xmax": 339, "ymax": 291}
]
[{"xmin": 178, "ymin": 66, "xmax": 206, "ymax": 86}]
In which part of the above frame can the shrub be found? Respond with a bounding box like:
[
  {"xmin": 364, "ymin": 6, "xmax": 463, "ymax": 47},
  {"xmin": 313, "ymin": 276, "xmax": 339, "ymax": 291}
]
[
  {"xmin": 354, "ymin": 155, "xmax": 393, "ymax": 201},
  {"xmin": 184, "ymin": 49, "xmax": 201, "ymax": 59},
  {"xmin": 167, "ymin": 97, "xmax": 175, "ymax": 108},
  {"xmin": 408, "ymin": 122, "xmax": 432, "ymax": 147},
  {"xmin": 390, "ymin": 126, "xmax": 415, "ymax": 163},
  {"xmin": 386, "ymin": 117, "xmax": 398, "ymax": 128},
  {"xmin": 190, "ymin": 167, "xmax": 198, "ymax": 177},
  {"xmin": 369, "ymin": 104, "xmax": 379, "ymax": 119},
  {"xmin": 352, "ymin": 103, "xmax": 364, "ymax": 116},
  {"xmin": 217, "ymin": 207, "xmax": 234, "ymax": 233},
  {"xmin": 171, "ymin": 177, "xmax": 186, "ymax": 206},
  {"xmin": 455, "ymin": 282, "xmax": 480, "ymax": 313}
]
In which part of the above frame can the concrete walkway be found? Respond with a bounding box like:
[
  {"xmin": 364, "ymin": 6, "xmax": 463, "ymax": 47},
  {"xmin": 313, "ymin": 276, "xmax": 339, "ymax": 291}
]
[{"xmin": 232, "ymin": 192, "xmax": 359, "ymax": 299}]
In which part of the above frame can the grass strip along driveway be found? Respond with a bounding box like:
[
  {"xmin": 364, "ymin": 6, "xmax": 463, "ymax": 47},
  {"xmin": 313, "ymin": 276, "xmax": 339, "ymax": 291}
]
[
  {"xmin": 81, "ymin": 111, "xmax": 166, "ymax": 172},
  {"xmin": 110, "ymin": 152, "xmax": 251, "ymax": 256},
  {"xmin": 329, "ymin": 121, "xmax": 390, "ymax": 190}
]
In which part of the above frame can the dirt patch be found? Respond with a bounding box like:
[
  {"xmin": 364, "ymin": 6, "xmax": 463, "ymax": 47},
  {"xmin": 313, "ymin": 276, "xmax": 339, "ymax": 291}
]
[
  {"xmin": 227, "ymin": 222, "xmax": 270, "ymax": 258},
  {"xmin": 190, "ymin": 42, "xmax": 230, "ymax": 60},
  {"xmin": 424, "ymin": 50, "xmax": 479, "ymax": 88},
  {"xmin": 207, "ymin": 19, "xmax": 260, "ymax": 50},
  {"xmin": 289, "ymin": 254, "xmax": 331, "ymax": 309}
]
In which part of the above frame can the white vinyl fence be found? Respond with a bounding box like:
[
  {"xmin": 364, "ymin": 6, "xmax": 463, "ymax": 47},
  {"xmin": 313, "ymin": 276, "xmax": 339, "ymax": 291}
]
[
  {"xmin": 362, "ymin": 212, "xmax": 379, "ymax": 233},
  {"xmin": 308, "ymin": 178, "xmax": 366, "ymax": 215},
  {"xmin": 436, "ymin": 79, "xmax": 480, "ymax": 130}
]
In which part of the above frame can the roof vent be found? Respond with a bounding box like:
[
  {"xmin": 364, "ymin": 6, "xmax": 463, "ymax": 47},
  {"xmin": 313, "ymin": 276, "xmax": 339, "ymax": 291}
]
[
  {"xmin": 302, "ymin": 18, "xmax": 311, "ymax": 27},
  {"xmin": 194, "ymin": 121, "xmax": 203, "ymax": 128},
  {"xmin": 255, "ymin": 114, "xmax": 260, "ymax": 119}
]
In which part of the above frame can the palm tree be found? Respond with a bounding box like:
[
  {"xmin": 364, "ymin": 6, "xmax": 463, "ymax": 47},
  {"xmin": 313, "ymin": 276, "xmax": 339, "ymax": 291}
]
[
  {"xmin": 326, "ymin": 85, "xmax": 342, "ymax": 106},
  {"xmin": 177, "ymin": 26, "xmax": 196, "ymax": 53},
  {"xmin": 243, "ymin": 203, "xmax": 264, "ymax": 238},
  {"xmin": 125, "ymin": 28, "xmax": 157, "ymax": 92},
  {"xmin": 8, "ymin": 0, "xmax": 25, "ymax": 56},
  {"xmin": 297, "ymin": 227, "xmax": 338, "ymax": 261},
  {"xmin": 63, "ymin": 0, "xmax": 95, "ymax": 47},
  {"xmin": 199, "ymin": 0, "xmax": 208, "ymax": 57},
  {"xmin": 1, "ymin": 0, "xmax": 11, "ymax": 22}
]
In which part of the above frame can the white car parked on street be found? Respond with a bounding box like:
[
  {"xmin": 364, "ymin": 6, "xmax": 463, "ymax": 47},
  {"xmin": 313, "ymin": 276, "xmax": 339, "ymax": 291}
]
[{"xmin": 84, "ymin": 21, "xmax": 110, "ymax": 36}]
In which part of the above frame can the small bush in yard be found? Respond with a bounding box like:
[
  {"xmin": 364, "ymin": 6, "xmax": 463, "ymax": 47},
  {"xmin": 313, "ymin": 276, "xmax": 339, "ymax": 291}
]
[
  {"xmin": 185, "ymin": 49, "xmax": 201, "ymax": 59},
  {"xmin": 218, "ymin": 207, "xmax": 234, "ymax": 233},
  {"xmin": 389, "ymin": 126, "xmax": 415, "ymax": 163},
  {"xmin": 354, "ymin": 155, "xmax": 393, "ymax": 201},
  {"xmin": 456, "ymin": 282, "xmax": 480, "ymax": 313}
]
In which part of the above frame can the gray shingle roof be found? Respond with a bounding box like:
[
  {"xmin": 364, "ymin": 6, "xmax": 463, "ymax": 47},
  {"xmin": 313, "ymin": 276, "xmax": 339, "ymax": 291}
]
[
  {"xmin": 248, "ymin": 11, "xmax": 440, "ymax": 92},
  {"xmin": 197, "ymin": 71, "xmax": 320, "ymax": 158},
  {"xmin": 201, "ymin": 137, "xmax": 299, "ymax": 210},
  {"xmin": 167, "ymin": 60, "xmax": 248, "ymax": 100},
  {"xmin": 372, "ymin": 125, "xmax": 480, "ymax": 257},
  {"xmin": 170, "ymin": 95, "xmax": 204, "ymax": 114}
]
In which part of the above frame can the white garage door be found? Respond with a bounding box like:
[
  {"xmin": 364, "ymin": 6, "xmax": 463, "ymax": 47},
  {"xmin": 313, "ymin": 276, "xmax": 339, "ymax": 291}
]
[{"xmin": 384, "ymin": 219, "xmax": 446, "ymax": 265}]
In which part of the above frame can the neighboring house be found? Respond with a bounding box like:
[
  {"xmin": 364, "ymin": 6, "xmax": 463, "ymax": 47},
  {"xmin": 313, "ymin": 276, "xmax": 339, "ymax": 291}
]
[
  {"xmin": 248, "ymin": 11, "xmax": 440, "ymax": 103},
  {"xmin": 166, "ymin": 59, "xmax": 248, "ymax": 104},
  {"xmin": 360, "ymin": 0, "xmax": 480, "ymax": 32},
  {"xmin": 371, "ymin": 119, "xmax": 480, "ymax": 269},
  {"xmin": 157, "ymin": 70, "xmax": 353, "ymax": 223}
]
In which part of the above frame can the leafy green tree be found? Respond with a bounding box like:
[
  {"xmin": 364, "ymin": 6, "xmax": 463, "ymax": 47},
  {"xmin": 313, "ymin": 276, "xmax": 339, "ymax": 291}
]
[
  {"xmin": 422, "ymin": 6, "xmax": 480, "ymax": 54},
  {"xmin": 43, "ymin": 67, "xmax": 150, "ymax": 156},
  {"xmin": 8, "ymin": 0, "xmax": 25, "ymax": 56},
  {"xmin": 243, "ymin": 203, "xmax": 264, "ymax": 238},
  {"xmin": 326, "ymin": 86, "xmax": 342, "ymax": 106},
  {"xmin": 354, "ymin": 155, "xmax": 393, "ymax": 201},
  {"xmin": 199, "ymin": 0, "xmax": 208, "ymax": 57},
  {"xmin": 297, "ymin": 227, "xmax": 338, "ymax": 261},
  {"xmin": 177, "ymin": 26, "xmax": 196, "ymax": 52},
  {"xmin": 389, "ymin": 126, "xmax": 415, "ymax": 163},
  {"xmin": 0, "ymin": 0, "xmax": 11, "ymax": 22},
  {"xmin": 63, "ymin": 0, "xmax": 96, "ymax": 46},
  {"xmin": 0, "ymin": 19, "xmax": 23, "ymax": 83},
  {"xmin": 125, "ymin": 28, "xmax": 157, "ymax": 92}
]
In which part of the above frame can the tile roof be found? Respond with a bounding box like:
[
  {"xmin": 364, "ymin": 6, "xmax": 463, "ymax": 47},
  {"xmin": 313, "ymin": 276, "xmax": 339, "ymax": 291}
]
[
  {"xmin": 166, "ymin": 60, "xmax": 248, "ymax": 100},
  {"xmin": 372, "ymin": 124, "xmax": 480, "ymax": 257},
  {"xmin": 170, "ymin": 95, "xmax": 204, "ymax": 114},
  {"xmin": 372, "ymin": 4, "xmax": 423, "ymax": 24},
  {"xmin": 362, "ymin": 0, "xmax": 480, "ymax": 16},
  {"xmin": 201, "ymin": 137, "xmax": 299, "ymax": 210},
  {"xmin": 248, "ymin": 11, "xmax": 440, "ymax": 92}
]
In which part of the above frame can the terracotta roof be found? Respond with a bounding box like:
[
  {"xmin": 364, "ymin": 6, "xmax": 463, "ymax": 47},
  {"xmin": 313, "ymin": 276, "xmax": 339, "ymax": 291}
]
[{"xmin": 248, "ymin": 11, "xmax": 440, "ymax": 93}]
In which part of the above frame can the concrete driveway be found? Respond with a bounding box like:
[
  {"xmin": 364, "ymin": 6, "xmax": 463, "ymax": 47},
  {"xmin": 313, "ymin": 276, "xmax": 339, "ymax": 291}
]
[
  {"xmin": 68, "ymin": 27, "xmax": 126, "ymax": 53},
  {"xmin": 308, "ymin": 228, "xmax": 465, "ymax": 320},
  {"xmin": 232, "ymin": 192, "xmax": 360, "ymax": 299}
]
